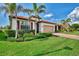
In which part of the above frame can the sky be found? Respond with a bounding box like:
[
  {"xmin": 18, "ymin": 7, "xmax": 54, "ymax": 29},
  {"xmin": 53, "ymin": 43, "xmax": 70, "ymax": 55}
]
[{"xmin": 0, "ymin": 3, "xmax": 79, "ymax": 26}]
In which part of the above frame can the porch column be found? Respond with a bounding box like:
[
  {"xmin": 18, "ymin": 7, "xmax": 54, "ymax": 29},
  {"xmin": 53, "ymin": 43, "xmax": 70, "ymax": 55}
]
[
  {"xmin": 12, "ymin": 19, "xmax": 17, "ymax": 30},
  {"xmin": 57, "ymin": 26, "xmax": 59, "ymax": 31},
  {"xmin": 19, "ymin": 21, "xmax": 21, "ymax": 30}
]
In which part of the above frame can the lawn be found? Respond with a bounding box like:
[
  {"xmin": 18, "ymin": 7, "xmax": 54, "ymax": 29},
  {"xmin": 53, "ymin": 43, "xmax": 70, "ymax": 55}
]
[
  {"xmin": 0, "ymin": 36, "xmax": 79, "ymax": 56},
  {"xmin": 61, "ymin": 31, "xmax": 79, "ymax": 35}
]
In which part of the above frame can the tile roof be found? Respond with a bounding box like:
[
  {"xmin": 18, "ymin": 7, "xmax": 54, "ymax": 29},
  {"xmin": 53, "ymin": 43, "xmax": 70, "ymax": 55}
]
[
  {"xmin": 38, "ymin": 20, "xmax": 56, "ymax": 24},
  {"xmin": 11, "ymin": 16, "xmax": 28, "ymax": 20},
  {"xmin": 10, "ymin": 16, "xmax": 56, "ymax": 24}
]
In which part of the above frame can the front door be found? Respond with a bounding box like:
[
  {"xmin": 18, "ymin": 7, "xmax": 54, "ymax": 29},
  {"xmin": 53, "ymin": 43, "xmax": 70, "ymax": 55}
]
[{"xmin": 31, "ymin": 22, "xmax": 33, "ymax": 30}]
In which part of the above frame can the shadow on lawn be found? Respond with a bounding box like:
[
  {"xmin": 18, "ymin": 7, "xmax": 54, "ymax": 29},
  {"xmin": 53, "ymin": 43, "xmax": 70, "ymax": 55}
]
[
  {"xmin": 16, "ymin": 37, "xmax": 48, "ymax": 42},
  {"xmin": 34, "ymin": 46, "xmax": 73, "ymax": 56}
]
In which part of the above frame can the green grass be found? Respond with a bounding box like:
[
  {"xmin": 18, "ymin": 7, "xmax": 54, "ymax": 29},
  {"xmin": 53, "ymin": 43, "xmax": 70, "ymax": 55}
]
[
  {"xmin": 0, "ymin": 36, "xmax": 79, "ymax": 56},
  {"xmin": 62, "ymin": 31, "xmax": 79, "ymax": 35}
]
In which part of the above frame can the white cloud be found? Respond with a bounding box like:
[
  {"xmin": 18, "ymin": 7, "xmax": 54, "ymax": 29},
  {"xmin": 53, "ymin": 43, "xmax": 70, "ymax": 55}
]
[
  {"xmin": 68, "ymin": 7, "xmax": 79, "ymax": 18},
  {"xmin": 44, "ymin": 13, "xmax": 53, "ymax": 18}
]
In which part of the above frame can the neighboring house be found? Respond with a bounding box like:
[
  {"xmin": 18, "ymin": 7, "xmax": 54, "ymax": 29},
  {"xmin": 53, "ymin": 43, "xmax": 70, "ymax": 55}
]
[{"xmin": 11, "ymin": 16, "xmax": 59, "ymax": 33}]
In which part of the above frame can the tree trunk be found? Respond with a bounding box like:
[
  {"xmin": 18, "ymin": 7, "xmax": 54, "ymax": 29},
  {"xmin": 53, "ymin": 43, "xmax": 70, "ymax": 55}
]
[
  {"xmin": 15, "ymin": 16, "xmax": 18, "ymax": 39},
  {"xmin": 35, "ymin": 22, "xmax": 37, "ymax": 35},
  {"xmin": 35, "ymin": 12, "xmax": 38, "ymax": 35},
  {"xmin": 15, "ymin": 7, "xmax": 18, "ymax": 39},
  {"xmin": 9, "ymin": 16, "xmax": 12, "ymax": 29}
]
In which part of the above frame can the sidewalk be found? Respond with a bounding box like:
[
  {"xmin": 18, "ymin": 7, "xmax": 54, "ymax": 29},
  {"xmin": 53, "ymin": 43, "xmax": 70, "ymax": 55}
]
[{"xmin": 53, "ymin": 33, "xmax": 79, "ymax": 40}]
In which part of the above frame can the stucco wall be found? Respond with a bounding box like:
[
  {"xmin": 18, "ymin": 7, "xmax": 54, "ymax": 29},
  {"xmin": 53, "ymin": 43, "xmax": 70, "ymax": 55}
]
[
  {"xmin": 12, "ymin": 19, "xmax": 17, "ymax": 30},
  {"xmin": 33, "ymin": 22, "xmax": 36, "ymax": 30},
  {"xmin": 12, "ymin": 19, "xmax": 28, "ymax": 30}
]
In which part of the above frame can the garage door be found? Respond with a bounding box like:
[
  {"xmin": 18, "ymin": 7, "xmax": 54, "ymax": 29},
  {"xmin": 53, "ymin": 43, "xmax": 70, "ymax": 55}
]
[{"xmin": 43, "ymin": 25, "xmax": 54, "ymax": 33}]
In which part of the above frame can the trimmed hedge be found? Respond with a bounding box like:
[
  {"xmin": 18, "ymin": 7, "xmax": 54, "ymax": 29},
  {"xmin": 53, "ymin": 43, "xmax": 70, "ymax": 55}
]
[
  {"xmin": 18, "ymin": 30, "xmax": 35, "ymax": 38},
  {"xmin": 7, "ymin": 37, "xmax": 16, "ymax": 42},
  {"xmin": 23, "ymin": 33, "xmax": 34, "ymax": 41},
  {"xmin": 38, "ymin": 33, "xmax": 52, "ymax": 37},
  {"xmin": 5, "ymin": 30, "xmax": 15, "ymax": 37},
  {"xmin": 34, "ymin": 33, "xmax": 52, "ymax": 39},
  {"xmin": 23, "ymin": 33, "xmax": 53, "ymax": 41}
]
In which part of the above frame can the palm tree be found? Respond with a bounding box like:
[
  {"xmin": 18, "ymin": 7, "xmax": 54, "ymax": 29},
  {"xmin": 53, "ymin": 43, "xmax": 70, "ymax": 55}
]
[
  {"xmin": 61, "ymin": 18, "xmax": 71, "ymax": 32},
  {"xmin": 33, "ymin": 3, "xmax": 46, "ymax": 19},
  {"xmin": 0, "ymin": 3, "xmax": 16, "ymax": 29},
  {"xmin": 0, "ymin": 3, "xmax": 23, "ymax": 38},
  {"xmin": 32, "ymin": 3, "xmax": 46, "ymax": 34},
  {"xmin": 23, "ymin": 8, "xmax": 33, "ymax": 30}
]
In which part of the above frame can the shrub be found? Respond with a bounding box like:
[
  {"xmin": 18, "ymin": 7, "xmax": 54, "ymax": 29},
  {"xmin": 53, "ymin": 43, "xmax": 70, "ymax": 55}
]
[
  {"xmin": 30, "ymin": 30, "xmax": 35, "ymax": 35},
  {"xmin": 5, "ymin": 30, "xmax": 15, "ymax": 37},
  {"xmin": 68, "ymin": 27, "xmax": 75, "ymax": 32},
  {"xmin": 26, "ymin": 30, "xmax": 35, "ymax": 35},
  {"xmin": 56, "ymin": 30, "xmax": 61, "ymax": 32},
  {"xmin": 23, "ymin": 33, "xmax": 34, "ymax": 41},
  {"xmin": 18, "ymin": 30, "xmax": 25, "ymax": 38},
  {"xmin": 7, "ymin": 37, "xmax": 16, "ymax": 42},
  {"xmin": 77, "ymin": 28, "xmax": 79, "ymax": 31},
  {"xmin": 71, "ymin": 24, "xmax": 79, "ymax": 31},
  {"xmin": 18, "ymin": 30, "xmax": 35, "ymax": 38},
  {"xmin": 56, "ymin": 29, "xmax": 65, "ymax": 32},
  {"xmin": 34, "ymin": 34, "xmax": 46, "ymax": 39},
  {"xmin": 0, "ymin": 30, "xmax": 7, "ymax": 41},
  {"xmin": 34, "ymin": 33, "xmax": 52, "ymax": 39},
  {"xmin": 39, "ymin": 33, "xmax": 52, "ymax": 37},
  {"xmin": 16, "ymin": 37, "xmax": 24, "ymax": 42}
]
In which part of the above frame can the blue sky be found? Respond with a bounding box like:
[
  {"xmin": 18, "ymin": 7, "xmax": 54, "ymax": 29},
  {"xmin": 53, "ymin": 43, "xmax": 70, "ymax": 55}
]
[{"xmin": 0, "ymin": 3, "xmax": 79, "ymax": 26}]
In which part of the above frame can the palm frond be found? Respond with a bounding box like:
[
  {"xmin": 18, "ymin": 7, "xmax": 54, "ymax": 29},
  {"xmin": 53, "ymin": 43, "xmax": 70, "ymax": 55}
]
[
  {"xmin": 39, "ymin": 4, "xmax": 46, "ymax": 9},
  {"xmin": 17, "ymin": 5, "xmax": 23, "ymax": 12},
  {"xmin": 23, "ymin": 8, "xmax": 33, "ymax": 16},
  {"xmin": 38, "ymin": 9, "xmax": 45, "ymax": 13},
  {"xmin": 66, "ymin": 18, "xmax": 71, "ymax": 22},
  {"xmin": 4, "ymin": 3, "xmax": 9, "ymax": 5},
  {"xmin": 0, "ymin": 5, "xmax": 9, "ymax": 16},
  {"xmin": 33, "ymin": 3, "xmax": 37, "ymax": 11},
  {"xmin": 9, "ymin": 3, "xmax": 16, "ymax": 14}
]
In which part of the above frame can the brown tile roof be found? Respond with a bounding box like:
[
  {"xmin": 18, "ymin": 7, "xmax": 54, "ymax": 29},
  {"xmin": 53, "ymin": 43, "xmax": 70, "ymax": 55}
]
[
  {"xmin": 30, "ymin": 16, "xmax": 41, "ymax": 19},
  {"xmin": 11, "ymin": 16, "xmax": 37, "ymax": 21},
  {"xmin": 11, "ymin": 16, "xmax": 28, "ymax": 20},
  {"xmin": 38, "ymin": 20, "xmax": 56, "ymax": 24},
  {"xmin": 11, "ymin": 16, "xmax": 41, "ymax": 19},
  {"xmin": 10, "ymin": 16, "xmax": 56, "ymax": 24},
  {"xmin": 10, "ymin": 16, "xmax": 42, "ymax": 21}
]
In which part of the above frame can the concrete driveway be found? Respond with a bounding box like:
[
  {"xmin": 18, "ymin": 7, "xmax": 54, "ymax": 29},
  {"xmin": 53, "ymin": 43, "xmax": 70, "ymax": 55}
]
[{"xmin": 53, "ymin": 33, "xmax": 79, "ymax": 40}]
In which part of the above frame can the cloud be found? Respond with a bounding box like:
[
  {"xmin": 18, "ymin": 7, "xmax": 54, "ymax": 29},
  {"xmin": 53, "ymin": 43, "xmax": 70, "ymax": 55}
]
[
  {"xmin": 68, "ymin": 7, "xmax": 79, "ymax": 18},
  {"xmin": 44, "ymin": 13, "xmax": 53, "ymax": 18}
]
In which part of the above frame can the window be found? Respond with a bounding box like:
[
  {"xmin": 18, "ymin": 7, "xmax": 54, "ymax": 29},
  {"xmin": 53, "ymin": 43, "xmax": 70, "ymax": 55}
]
[{"xmin": 21, "ymin": 20, "xmax": 30, "ymax": 30}]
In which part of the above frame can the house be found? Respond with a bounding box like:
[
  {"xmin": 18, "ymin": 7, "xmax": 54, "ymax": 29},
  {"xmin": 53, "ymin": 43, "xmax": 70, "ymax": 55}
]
[{"xmin": 11, "ymin": 16, "xmax": 59, "ymax": 33}]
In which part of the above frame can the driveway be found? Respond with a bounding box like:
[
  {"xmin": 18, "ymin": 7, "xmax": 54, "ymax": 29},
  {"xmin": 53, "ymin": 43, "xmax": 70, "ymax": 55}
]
[{"xmin": 53, "ymin": 33, "xmax": 79, "ymax": 40}]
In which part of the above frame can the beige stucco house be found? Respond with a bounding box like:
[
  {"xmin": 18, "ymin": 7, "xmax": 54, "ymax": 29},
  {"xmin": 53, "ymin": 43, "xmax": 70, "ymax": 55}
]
[{"xmin": 11, "ymin": 16, "xmax": 59, "ymax": 33}]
